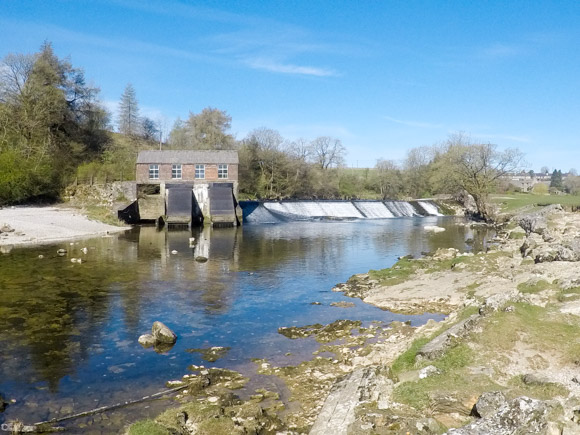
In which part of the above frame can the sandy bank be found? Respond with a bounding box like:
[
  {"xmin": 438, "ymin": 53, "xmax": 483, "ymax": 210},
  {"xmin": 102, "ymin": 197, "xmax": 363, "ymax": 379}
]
[{"xmin": 0, "ymin": 206, "xmax": 129, "ymax": 248}]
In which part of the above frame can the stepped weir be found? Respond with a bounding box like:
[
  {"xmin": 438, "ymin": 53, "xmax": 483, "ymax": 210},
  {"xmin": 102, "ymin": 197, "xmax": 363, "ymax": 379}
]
[{"xmin": 240, "ymin": 200, "xmax": 442, "ymax": 223}]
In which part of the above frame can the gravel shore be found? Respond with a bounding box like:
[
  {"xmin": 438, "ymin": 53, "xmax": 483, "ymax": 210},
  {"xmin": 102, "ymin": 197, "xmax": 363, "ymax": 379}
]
[{"xmin": 0, "ymin": 206, "xmax": 129, "ymax": 248}]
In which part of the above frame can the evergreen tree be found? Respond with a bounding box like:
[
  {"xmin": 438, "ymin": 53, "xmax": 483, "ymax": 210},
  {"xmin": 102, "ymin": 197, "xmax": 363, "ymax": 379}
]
[
  {"xmin": 117, "ymin": 83, "xmax": 140, "ymax": 136},
  {"xmin": 550, "ymin": 169, "xmax": 564, "ymax": 191}
]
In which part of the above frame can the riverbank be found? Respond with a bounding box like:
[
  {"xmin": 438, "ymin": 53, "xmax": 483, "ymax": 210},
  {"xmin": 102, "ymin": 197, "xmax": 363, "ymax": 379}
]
[
  {"xmin": 125, "ymin": 206, "xmax": 580, "ymax": 434},
  {"xmin": 0, "ymin": 206, "xmax": 129, "ymax": 248}
]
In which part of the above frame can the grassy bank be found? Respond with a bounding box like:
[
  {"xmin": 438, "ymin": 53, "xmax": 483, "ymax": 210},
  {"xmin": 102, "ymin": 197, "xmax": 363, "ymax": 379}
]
[{"xmin": 491, "ymin": 192, "xmax": 580, "ymax": 213}]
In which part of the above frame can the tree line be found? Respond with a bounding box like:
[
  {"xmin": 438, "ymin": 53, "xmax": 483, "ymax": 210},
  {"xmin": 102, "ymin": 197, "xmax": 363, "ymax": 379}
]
[{"xmin": 1, "ymin": 43, "xmax": 532, "ymax": 220}]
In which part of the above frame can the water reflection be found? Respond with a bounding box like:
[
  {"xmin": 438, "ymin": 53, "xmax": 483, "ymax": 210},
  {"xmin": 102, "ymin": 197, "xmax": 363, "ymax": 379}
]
[{"xmin": 0, "ymin": 217, "xmax": 490, "ymax": 431}]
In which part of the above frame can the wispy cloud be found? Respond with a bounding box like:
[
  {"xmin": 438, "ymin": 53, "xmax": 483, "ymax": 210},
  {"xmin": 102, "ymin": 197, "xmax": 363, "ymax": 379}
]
[
  {"xmin": 384, "ymin": 116, "xmax": 444, "ymax": 129},
  {"xmin": 245, "ymin": 58, "xmax": 336, "ymax": 77},
  {"xmin": 105, "ymin": 0, "xmax": 346, "ymax": 78}
]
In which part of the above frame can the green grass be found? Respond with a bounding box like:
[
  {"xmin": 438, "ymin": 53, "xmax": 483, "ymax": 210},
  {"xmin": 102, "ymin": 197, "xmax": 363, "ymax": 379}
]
[
  {"xmin": 392, "ymin": 344, "xmax": 489, "ymax": 411},
  {"xmin": 368, "ymin": 258, "xmax": 420, "ymax": 286},
  {"xmin": 128, "ymin": 420, "xmax": 170, "ymax": 435},
  {"xmin": 391, "ymin": 337, "xmax": 431, "ymax": 376},
  {"xmin": 491, "ymin": 193, "xmax": 580, "ymax": 213},
  {"xmin": 517, "ymin": 279, "xmax": 553, "ymax": 294}
]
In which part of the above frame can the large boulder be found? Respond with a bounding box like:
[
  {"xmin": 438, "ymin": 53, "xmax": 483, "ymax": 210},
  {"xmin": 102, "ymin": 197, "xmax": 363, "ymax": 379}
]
[
  {"xmin": 447, "ymin": 396, "xmax": 549, "ymax": 434},
  {"xmin": 472, "ymin": 391, "xmax": 507, "ymax": 418},
  {"xmin": 518, "ymin": 204, "xmax": 562, "ymax": 236},
  {"xmin": 152, "ymin": 321, "xmax": 177, "ymax": 344},
  {"xmin": 534, "ymin": 238, "xmax": 580, "ymax": 263},
  {"xmin": 518, "ymin": 214, "xmax": 547, "ymax": 236}
]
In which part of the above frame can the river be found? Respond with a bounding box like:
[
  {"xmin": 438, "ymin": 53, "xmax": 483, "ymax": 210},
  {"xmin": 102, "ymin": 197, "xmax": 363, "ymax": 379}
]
[{"xmin": 0, "ymin": 216, "xmax": 489, "ymax": 432}]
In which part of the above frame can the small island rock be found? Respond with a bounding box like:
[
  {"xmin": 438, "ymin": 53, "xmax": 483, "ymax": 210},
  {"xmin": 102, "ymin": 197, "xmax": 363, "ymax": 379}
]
[
  {"xmin": 152, "ymin": 321, "xmax": 177, "ymax": 344},
  {"xmin": 138, "ymin": 334, "xmax": 156, "ymax": 348}
]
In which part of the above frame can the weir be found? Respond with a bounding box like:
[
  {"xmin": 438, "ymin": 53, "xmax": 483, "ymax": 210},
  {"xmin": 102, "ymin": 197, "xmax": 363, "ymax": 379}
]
[{"xmin": 240, "ymin": 200, "xmax": 443, "ymax": 223}]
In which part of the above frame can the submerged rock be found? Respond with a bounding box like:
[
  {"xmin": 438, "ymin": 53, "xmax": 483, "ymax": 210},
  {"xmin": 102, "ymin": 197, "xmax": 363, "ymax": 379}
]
[
  {"xmin": 195, "ymin": 256, "xmax": 208, "ymax": 263},
  {"xmin": 186, "ymin": 346, "xmax": 231, "ymax": 362},
  {"xmin": 330, "ymin": 301, "xmax": 356, "ymax": 308},
  {"xmin": 152, "ymin": 321, "xmax": 177, "ymax": 344},
  {"xmin": 0, "ymin": 393, "xmax": 7, "ymax": 412}
]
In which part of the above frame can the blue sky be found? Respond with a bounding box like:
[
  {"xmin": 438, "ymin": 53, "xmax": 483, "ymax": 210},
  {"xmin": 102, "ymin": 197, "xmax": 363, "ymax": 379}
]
[{"xmin": 1, "ymin": 0, "xmax": 579, "ymax": 170}]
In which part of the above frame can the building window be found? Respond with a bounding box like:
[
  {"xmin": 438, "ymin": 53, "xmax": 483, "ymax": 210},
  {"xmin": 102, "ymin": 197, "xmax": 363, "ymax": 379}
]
[
  {"xmin": 149, "ymin": 164, "xmax": 159, "ymax": 179},
  {"xmin": 218, "ymin": 164, "xmax": 228, "ymax": 179},
  {"xmin": 195, "ymin": 164, "xmax": 205, "ymax": 179},
  {"xmin": 172, "ymin": 164, "xmax": 182, "ymax": 179}
]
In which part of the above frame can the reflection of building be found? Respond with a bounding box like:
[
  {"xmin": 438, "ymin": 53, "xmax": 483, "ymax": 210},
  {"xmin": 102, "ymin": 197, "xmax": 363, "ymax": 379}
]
[{"xmin": 122, "ymin": 150, "xmax": 242, "ymax": 227}]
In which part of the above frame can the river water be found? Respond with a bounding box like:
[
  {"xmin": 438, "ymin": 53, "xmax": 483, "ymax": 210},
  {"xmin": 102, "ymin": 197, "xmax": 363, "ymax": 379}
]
[{"xmin": 0, "ymin": 216, "xmax": 489, "ymax": 432}]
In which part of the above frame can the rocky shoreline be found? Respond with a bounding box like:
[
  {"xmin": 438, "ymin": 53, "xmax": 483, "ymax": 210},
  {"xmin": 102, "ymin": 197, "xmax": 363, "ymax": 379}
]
[{"xmin": 121, "ymin": 205, "xmax": 580, "ymax": 434}]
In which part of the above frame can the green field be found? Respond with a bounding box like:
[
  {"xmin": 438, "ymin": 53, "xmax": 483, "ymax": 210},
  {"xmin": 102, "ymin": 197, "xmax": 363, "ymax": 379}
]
[{"xmin": 491, "ymin": 193, "xmax": 580, "ymax": 213}]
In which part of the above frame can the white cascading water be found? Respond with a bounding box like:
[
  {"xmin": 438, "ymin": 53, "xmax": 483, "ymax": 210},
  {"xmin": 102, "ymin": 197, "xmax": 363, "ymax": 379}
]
[
  {"xmin": 418, "ymin": 201, "xmax": 443, "ymax": 216},
  {"xmin": 384, "ymin": 201, "xmax": 419, "ymax": 217},
  {"xmin": 353, "ymin": 201, "xmax": 395, "ymax": 218},
  {"xmin": 246, "ymin": 200, "xmax": 441, "ymax": 222}
]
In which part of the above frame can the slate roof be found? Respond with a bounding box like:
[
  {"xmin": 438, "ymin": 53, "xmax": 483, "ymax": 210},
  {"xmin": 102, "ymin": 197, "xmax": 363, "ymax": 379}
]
[{"xmin": 137, "ymin": 150, "xmax": 239, "ymax": 164}]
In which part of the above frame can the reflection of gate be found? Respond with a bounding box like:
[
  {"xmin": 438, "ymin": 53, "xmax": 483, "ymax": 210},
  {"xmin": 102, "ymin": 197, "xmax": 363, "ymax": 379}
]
[
  {"xmin": 209, "ymin": 183, "xmax": 236, "ymax": 226},
  {"xmin": 166, "ymin": 184, "xmax": 193, "ymax": 224}
]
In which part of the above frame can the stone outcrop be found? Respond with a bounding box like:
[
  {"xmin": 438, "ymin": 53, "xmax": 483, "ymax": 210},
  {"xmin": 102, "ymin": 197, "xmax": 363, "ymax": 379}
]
[
  {"xmin": 447, "ymin": 396, "xmax": 550, "ymax": 434},
  {"xmin": 518, "ymin": 204, "xmax": 562, "ymax": 236},
  {"xmin": 516, "ymin": 204, "xmax": 580, "ymax": 263},
  {"xmin": 472, "ymin": 391, "xmax": 507, "ymax": 418},
  {"xmin": 417, "ymin": 314, "xmax": 480, "ymax": 360},
  {"xmin": 310, "ymin": 367, "xmax": 392, "ymax": 435}
]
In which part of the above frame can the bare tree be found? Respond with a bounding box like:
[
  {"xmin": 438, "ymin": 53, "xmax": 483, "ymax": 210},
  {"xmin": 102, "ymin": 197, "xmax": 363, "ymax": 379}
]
[
  {"xmin": 0, "ymin": 53, "xmax": 35, "ymax": 104},
  {"xmin": 247, "ymin": 128, "xmax": 285, "ymax": 196},
  {"xmin": 288, "ymin": 137, "xmax": 311, "ymax": 161},
  {"xmin": 442, "ymin": 135, "xmax": 524, "ymax": 221},
  {"xmin": 310, "ymin": 136, "xmax": 346, "ymax": 169}
]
